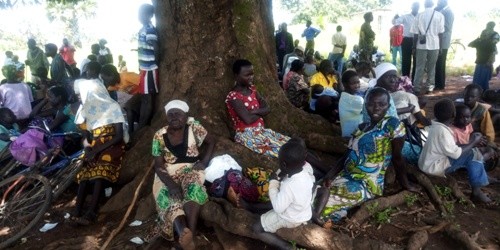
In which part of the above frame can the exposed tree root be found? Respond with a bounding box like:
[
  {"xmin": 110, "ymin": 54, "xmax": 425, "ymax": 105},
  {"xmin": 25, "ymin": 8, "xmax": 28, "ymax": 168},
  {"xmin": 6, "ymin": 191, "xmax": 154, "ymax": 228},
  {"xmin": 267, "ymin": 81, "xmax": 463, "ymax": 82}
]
[
  {"xmin": 350, "ymin": 191, "xmax": 411, "ymax": 224},
  {"xmin": 406, "ymin": 230, "xmax": 428, "ymax": 250},
  {"xmin": 200, "ymin": 198, "xmax": 397, "ymax": 250},
  {"xmin": 443, "ymin": 226, "xmax": 485, "ymax": 250},
  {"xmin": 446, "ymin": 176, "xmax": 473, "ymax": 206},
  {"xmin": 406, "ymin": 167, "xmax": 447, "ymax": 215}
]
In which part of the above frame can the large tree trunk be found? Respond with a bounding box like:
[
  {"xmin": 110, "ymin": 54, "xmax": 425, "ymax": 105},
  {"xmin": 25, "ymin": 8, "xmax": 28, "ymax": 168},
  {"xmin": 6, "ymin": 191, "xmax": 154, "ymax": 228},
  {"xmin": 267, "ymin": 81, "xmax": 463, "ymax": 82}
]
[{"xmin": 119, "ymin": 0, "xmax": 345, "ymax": 183}]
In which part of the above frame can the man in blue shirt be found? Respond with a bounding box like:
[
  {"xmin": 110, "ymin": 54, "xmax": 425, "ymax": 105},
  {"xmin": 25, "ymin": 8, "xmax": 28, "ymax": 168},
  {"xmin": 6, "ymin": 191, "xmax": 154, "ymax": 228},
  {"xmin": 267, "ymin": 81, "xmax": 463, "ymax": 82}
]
[{"xmin": 302, "ymin": 20, "xmax": 321, "ymax": 56}]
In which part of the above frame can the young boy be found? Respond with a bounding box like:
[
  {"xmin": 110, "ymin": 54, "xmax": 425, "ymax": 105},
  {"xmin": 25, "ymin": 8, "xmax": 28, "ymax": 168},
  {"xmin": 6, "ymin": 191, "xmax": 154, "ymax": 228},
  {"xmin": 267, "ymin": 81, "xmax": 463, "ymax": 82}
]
[
  {"xmin": 253, "ymin": 140, "xmax": 315, "ymax": 249},
  {"xmin": 419, "ymin": 99, "xmax": 492, "ymax": 203},
  {"xmin": 134, "ymin": 3, "xmax": 159, "ymax": 134},
  {"xmin": 463, "ymin": 84, "xmax": 495, "ymax": 142}
]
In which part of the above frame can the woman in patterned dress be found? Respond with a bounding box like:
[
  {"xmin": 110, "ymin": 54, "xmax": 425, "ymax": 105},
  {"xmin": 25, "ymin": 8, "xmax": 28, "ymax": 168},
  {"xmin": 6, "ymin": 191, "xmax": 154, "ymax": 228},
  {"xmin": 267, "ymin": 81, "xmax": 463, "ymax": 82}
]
[
  {"xmin": 149, "ymin": 100, "xmax": 215, "ymax": 250},
  {"xmin": 71, "ymin": 73, "xmax": 127, "ymax": 225},
  {"xmin": 313, "ymin": 87, "xmax": 418, "ymax": 226}
]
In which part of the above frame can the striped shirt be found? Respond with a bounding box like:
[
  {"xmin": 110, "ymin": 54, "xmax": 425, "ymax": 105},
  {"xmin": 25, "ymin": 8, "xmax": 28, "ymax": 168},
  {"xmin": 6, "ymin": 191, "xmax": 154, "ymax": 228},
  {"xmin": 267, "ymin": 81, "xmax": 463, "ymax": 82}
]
[{"xmin": 138, "ymin": 23, "xmax": 158, "ymax": 71}]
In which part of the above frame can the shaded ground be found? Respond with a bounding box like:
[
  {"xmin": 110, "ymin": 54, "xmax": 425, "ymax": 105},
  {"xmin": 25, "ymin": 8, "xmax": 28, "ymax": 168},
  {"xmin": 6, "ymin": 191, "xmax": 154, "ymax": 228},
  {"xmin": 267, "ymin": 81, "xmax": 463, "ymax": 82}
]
[{"xmin": 9, "ymin": 76, "xmax": 500, "ymax": 249}]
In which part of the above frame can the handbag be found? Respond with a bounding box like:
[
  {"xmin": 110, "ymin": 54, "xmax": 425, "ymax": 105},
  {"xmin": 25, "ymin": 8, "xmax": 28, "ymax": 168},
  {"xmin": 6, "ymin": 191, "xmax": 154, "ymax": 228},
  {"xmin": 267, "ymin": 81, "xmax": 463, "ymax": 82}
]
[{"xmin": 419, "ymin": 11, "xmax": 435, "ymax": 44}]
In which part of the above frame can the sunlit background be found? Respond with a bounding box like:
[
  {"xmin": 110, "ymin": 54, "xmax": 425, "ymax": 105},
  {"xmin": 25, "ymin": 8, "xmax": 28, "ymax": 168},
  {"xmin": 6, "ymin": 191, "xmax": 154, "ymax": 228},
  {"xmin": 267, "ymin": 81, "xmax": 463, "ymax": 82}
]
[{"xmin": 0, "ymin": 0, "xmax": 498, "ymax": 76}]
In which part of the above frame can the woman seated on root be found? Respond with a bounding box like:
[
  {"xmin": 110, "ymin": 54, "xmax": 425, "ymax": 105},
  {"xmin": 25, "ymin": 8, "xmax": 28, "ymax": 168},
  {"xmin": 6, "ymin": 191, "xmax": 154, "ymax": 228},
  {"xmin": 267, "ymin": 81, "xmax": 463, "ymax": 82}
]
[
  {"xmin": 225, "ymin": 59, "xmax": 330, "ymax": 176},
  {"xmin": 71, "ymin": 75, "xmax": 127, "ymax": 225},
  {"xmin": 148, "ymin": 100, "xmax": 216, "ymax": 249},
  {"xmin": 313, "ymin": 87, "xmax": 418, "ymax": 226}
]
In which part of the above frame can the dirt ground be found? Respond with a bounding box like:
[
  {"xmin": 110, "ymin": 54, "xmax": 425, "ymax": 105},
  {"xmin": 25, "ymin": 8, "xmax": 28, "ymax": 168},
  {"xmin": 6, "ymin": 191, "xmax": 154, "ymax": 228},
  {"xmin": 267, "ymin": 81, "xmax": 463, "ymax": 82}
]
[{"xmin": 8, "ymin": 76, "xmax": 500, "ymax": 250}]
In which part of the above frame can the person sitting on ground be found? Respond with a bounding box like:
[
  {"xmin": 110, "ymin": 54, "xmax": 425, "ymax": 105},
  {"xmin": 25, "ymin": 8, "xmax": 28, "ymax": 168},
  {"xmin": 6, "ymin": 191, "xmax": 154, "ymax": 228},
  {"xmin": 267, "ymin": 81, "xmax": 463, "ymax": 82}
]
[
  {"xmin": 303, "ymin": 54, "xmax": 317, "ymax": 82},
  {"xmin": 99, "ymin": 64, "xmax": 120, "ymax": 101},
  {"xmin": 419, "ymin": 98, "xmax": 494, "ymax": 203},
  {"xmin": 148, "ymin": 100, "xmax": 215, "ymax": 249},
  {"xmin": 463, "ymin": 84, "xmax": 495, "ymax": 142},
  {"xmin": 284, "ymin": 60, "xmax": 309, "ymax": 110},
  {"xmin": 450, "ymin": 103, "xmax": 496, "ymax": 163},
  {"xmin": 314, "ymin": 87, "xmax": 417, "ymax": 227},
  {"xmin": 226, "ymin": 59, "xmax": 289, "ymax": 158},
  {"xmin": 339, "ymin": 70, "xmax": 364, "ymax": 137},
  {"xmin": 361, "ymin": 63, "xmax": 399, "ymax": 123},
  {"xmin": 0, "ymin": 108, "xmax": 20, "ymax": 153},
  {"xmin": 69, "ymin": 70, "xmax": 128, "ymax": 225},
  {"xmin": 354, "ymin": 61, "xmax": 373, "ymax": 91},
  {"xmin": 226, "ymin": 59, "xmax": 331, "ymax": 176},
  {"xmin": 253, "ymin": 139, "xmax": 316, "ymax": 249},
  {"xmin": 310, "ymin": 60, "xmax": 339, "ymax": 91},
  {"xmin": 30, "ymin": 86, "xmax": 77, "ymax": 133},
  {"xmin": 309, "ymin": 84, "xmax": 339, "ymax": 123},
  {"xmin": 0, "ymin": 64, "xmax": 34, "ymax": 122},
  {"xmin": 282, "ymin": 46, "xmax": 304, "ymax": 78},
  {"xmin": 375, "ymin": 63, "xmax": 431, "ymax": 126}
]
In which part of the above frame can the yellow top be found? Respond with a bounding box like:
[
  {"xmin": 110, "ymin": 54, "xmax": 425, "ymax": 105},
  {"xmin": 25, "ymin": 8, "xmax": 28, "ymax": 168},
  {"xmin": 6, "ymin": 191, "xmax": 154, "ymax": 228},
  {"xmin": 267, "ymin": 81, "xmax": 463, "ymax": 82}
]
[
  {"xmin": 309, "ymin": 72, "xmax": 337, "ymax": 89},
  {"xmin": 107, "ymin": 72, "xmax": 140, "ymax": 94}
]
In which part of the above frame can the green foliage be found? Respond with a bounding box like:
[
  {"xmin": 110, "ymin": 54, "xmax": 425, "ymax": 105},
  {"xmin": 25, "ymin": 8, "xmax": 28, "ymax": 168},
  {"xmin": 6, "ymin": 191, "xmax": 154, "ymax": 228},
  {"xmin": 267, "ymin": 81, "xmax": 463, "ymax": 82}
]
[
  {"xmin": 279, "ymin": 0, "xmax": 392, "ymax": 24},
  {"xmin": 373, "ymin": 207, "xmax": 394, "ymax": 225},
  {"xmin": 435, "ymin": 185, "xmax": 452, "ymax": 199},
  {"xmin": 45, "ymin": 0, "xmax": 97, "ymax": 48},
  {"xmin": 444, "ymin": 201, "xmax": 455, "ymax": 214},
  {"xmin": 404, "ymin": 194, "xmax": 419, "ymax": 207},
  {"xmin": 367, "ymin": 201, "xmax": 379, "ymax": 214}
]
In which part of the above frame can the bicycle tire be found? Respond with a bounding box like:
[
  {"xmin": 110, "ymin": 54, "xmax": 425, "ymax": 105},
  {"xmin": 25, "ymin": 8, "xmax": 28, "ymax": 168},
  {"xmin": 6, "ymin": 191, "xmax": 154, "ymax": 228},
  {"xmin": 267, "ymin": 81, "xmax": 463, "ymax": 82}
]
[
  {"xmin": 0, "ymin": 174, "xmax": 52, "ymax": 249},
  {"xmin": 50, "ymin": 159, "xmax": 83, "ymax": 200}
]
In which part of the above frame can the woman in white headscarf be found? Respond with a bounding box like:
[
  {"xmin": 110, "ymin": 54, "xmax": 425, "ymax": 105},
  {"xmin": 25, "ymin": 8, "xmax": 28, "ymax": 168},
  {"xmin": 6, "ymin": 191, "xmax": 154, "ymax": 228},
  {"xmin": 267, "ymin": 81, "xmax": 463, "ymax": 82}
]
[
  {"xmin": 70, "ymin": 73, "xmax": 127, "ymax": 225},
  {"xmin": 148, "ymin": 100, "xmax": 215, "ymax": 249}
]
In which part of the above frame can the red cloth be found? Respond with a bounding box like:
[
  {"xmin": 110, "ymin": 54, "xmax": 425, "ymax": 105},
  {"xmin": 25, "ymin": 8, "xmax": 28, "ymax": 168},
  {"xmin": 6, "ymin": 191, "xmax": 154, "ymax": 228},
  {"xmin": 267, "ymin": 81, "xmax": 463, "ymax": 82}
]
[
  {"xmin": 390, "ymin": 25, "xmax": 404, "ymax": 47},
  {"xmin": 59, "ymin": 45, "xmax": 76, "ymax": 65},
  {"xmin": 450, "ymin": 124, "xmax": 473, "ymax": 144},
  {"xmin": 225, "ymin": 85, "xmax": 265, "ymax": 132}
]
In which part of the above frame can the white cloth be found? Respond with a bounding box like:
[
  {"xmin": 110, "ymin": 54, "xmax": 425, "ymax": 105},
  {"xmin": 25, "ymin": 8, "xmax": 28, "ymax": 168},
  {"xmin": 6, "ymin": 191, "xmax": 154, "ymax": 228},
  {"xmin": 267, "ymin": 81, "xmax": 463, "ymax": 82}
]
[
  {"xmin": 399, "ymin": 13, "xmax": 416, "ymax": 38},
  {"xmin": 267, "ymin": 162, "xmax": 314, "ymax": 225},
  {"xmin": 205, "ymin": 154, "xmax": 242, "ymax": 183},
  {"xmin": 391, "ymin": 91, "xmax": 421, "ymax": 124},
  {"xmin": 339, "ymin": 92, "xmax": 364, "ymax": 137},
  {"xmin": 260, "ymin": 210, "xmax": 303, "ymax": 233},
  {"xmin": 164, "ymin": 100, "xmax": 189, "ymax": 114},
  {"xmin": 418, "ymin": 121, "xmax": 462, "ymax": 177},
  {"xmin": 410, "ymin": 8, "xmax": 445, "ymax": 50},
  {"xmin": 0, "ymin": 82, "xmax": 34, "ymax": 120},
  {"xmin": 374, "ymin": 62, "xmax": 397, "ymax": 80},
  {"xmin": 74, "ymin": 78, "xmax": 126, "ymax": 133},
  {"xmin": 331, "ymin": 32, "xmax": 347, "ymax": 54}
]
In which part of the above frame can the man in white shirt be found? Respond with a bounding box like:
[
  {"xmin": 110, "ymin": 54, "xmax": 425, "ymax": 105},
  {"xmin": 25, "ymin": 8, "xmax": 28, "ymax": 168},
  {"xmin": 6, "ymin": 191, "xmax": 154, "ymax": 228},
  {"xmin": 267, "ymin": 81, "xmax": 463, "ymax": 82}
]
[
  {"xmin": 399, "ymin": 2, "xmax": 420, "ymax": 79},
  {"xmin": 410, "ymin": 0, "xmax": 444, "ymax": 95},
  {"xmin": 253, "ymin": 140, "xmax": 315, "ymax": 249},
  {"xmin": 329, "ymin": 25, "xmax": 346, "ymax": 73},
  {"xmin": 419, "ymin": 99, "xmax": 491, "ymax": 203},
  {"xmin": 434, "ymin": 0, "xmax": 454, "ymax": 91}
]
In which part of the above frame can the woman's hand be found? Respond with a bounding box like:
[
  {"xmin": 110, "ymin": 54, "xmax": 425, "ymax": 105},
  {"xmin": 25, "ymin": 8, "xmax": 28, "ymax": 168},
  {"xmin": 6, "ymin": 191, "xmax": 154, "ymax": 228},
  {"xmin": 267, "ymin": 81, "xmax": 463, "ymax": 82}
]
[
  {"xmin": 168, "ymin": 184, "xmax": 183, "ymax": 200},
  {"xmin": 193, "ymin": 162, "xmax": 206, "ymax": 171}
]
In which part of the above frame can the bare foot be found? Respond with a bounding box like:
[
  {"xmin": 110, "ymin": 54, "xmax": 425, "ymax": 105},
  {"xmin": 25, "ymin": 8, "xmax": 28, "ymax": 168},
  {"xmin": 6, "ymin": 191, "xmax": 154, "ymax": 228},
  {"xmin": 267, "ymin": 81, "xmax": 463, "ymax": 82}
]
[
  {"xmin": 178, "ymin": 228, "xmax": 195, "ymax": 250},
  {"xmin": 312, "ymin": 215, "xmax": 325, "ymax": 227},
  {"xmin": 471, "ymin": 191, "xmax": 492, "ymax": 204}
]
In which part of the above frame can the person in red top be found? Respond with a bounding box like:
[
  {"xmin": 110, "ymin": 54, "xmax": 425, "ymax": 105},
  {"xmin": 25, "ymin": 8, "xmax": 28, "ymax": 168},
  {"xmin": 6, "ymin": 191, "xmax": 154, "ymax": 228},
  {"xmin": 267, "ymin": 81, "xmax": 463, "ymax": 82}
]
[
  {"xmin": 390, "ymin": 15, "xmax": 404, "ymax": 67},
  {"xmin": 59, "ymin": 38, "xmax": 76, "ymax": 68},
  {"xmin": 225, "ymin": 59, "xmax": 288, "ymax": 158}
]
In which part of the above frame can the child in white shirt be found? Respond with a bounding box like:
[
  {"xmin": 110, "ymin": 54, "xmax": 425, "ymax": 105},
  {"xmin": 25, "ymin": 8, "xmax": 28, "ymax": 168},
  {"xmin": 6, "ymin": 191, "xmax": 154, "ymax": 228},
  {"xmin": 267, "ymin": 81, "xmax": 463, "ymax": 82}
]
[
  {"xmin": 253, "ymin": 139, "xmax": 315, "ymax": 249},
  {"xmin": 419, "ymin": 99, "xmax": 492, "ymax": 203}
]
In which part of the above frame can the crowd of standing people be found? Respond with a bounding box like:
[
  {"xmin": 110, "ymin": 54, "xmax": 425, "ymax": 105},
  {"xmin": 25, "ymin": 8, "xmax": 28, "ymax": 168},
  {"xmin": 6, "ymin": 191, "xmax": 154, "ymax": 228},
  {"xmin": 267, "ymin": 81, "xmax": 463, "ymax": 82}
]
[{"xmin": 1, "ymin": 0, "xmax": 500, "ymax": 249}]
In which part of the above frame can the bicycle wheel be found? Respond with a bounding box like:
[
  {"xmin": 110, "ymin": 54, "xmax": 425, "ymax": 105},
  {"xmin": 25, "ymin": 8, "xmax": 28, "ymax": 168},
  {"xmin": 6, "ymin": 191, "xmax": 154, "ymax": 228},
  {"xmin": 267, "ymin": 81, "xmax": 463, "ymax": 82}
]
[
  {"xmin": 50, "ymin": 159, "xmax": 83, "ymax": 200},
  {"xmin": 0, "ymin": 174, "xmax": 52, "ymax": 249}
]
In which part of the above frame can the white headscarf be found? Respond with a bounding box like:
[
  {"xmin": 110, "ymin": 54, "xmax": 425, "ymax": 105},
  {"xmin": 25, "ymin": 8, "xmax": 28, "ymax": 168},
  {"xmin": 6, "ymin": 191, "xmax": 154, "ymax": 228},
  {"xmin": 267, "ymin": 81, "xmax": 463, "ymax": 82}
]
[
  {"xmin": 368, "ymin": 62, "xmax": 398, "ymax": 87},
  {"xmin": 74, "ymin": 78, "xmax": 126, "ymax": 131},
  {"xmin": 164, "ymin": 100, "xmax": 189, "ymax": 114}
]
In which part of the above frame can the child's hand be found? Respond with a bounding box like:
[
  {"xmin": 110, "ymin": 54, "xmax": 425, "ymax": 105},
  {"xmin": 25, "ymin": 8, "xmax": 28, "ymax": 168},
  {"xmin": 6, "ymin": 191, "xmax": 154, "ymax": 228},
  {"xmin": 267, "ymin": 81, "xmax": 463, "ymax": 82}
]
[{"xmin": 470, "ymin": 132, "xmax": 483, "ymax": 144}]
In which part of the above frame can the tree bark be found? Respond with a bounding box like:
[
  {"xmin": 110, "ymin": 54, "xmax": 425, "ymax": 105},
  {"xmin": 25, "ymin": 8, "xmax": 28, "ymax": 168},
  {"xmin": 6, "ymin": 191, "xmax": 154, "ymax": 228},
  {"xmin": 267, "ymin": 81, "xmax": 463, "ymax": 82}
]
[{"xmin": 117, "ymin": 0, "xmax": 345, "ymax": 183}]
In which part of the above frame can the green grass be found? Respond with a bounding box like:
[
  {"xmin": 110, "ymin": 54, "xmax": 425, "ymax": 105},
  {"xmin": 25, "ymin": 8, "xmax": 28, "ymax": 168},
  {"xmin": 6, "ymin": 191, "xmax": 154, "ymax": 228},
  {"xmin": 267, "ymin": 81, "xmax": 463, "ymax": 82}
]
[{"xmin": 404, "ymin": 193, "xmax": 419, "ymax": 207}]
